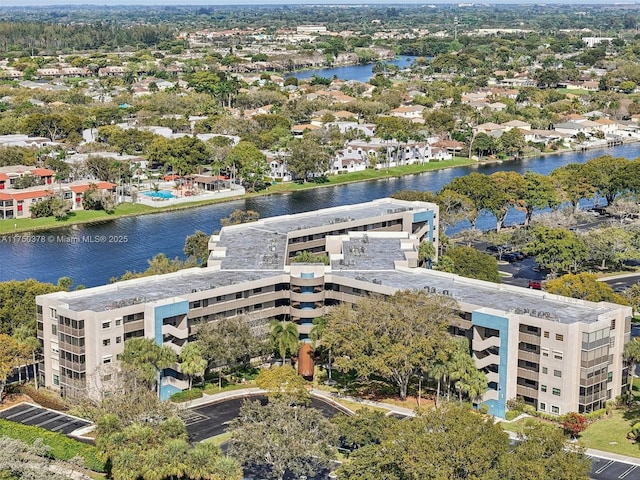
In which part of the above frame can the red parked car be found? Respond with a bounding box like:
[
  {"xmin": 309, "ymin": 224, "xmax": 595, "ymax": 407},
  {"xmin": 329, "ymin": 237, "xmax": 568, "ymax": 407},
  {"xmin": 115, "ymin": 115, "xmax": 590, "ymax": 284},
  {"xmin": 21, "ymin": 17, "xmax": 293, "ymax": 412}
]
[{"xmin": 528, "ymin": 280, "xmax": 543, "ymax": 290}]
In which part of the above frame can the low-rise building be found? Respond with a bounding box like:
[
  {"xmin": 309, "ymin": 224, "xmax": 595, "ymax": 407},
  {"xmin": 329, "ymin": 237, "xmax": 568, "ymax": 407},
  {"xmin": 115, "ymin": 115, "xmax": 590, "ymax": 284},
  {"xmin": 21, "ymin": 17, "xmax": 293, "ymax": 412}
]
[{"xmin": 36, "ymin": 198, "xmax": 631, "ymax": 419}]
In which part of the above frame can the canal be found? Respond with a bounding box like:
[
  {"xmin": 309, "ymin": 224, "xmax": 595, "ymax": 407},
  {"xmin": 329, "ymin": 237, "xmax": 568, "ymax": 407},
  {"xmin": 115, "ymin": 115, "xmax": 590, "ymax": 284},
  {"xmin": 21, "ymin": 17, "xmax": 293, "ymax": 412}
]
[{"xmin": 3, "ymin": 143, "xmax": 640, "ymax": 287}]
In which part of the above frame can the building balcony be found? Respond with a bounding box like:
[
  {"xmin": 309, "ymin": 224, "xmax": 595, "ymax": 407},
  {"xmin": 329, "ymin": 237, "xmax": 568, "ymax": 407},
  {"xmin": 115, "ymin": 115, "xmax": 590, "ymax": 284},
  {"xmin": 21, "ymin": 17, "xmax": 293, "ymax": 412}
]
[
  {"xmin": 290, "ymin": 276, "xmax": 324, "ymax": 288},
  {"xmin": 473, "ymin": 336, "xmax": 501, "ymax": 352},
  {"xmin": 579, "ymin": 392, "xmax": 607, "ymax": 405},
  {"xmin": 517, "ymin": 350, "xmax": 540, "ymax": 363},
  {"xmin": 474, "ymin": 353, "xmax": 499, "ymax": 370},
  {"xmin": 290, "ymin": 306, "xmax": 325, "ymax": 319},
  {"xmin": 162, "ymin": 323, "xmax": 189, "ymax": 340},
  {"xmin": 59, "ymin": 358, "xmax": 86, "ymax": 373},
  {"xmin": 518, "ymin": 331, "xmax": 541, "ymax": 346},
  {"xmin": 516, "ymin": 385, "xmax": 539, "ymax": 399},
  {"xmin": 290, "ymin": 291, "xmax": 325, "ymax": 303},
  {"xmin": 517, "ymin": 367, "xmax": 539, "ymax": 382}
]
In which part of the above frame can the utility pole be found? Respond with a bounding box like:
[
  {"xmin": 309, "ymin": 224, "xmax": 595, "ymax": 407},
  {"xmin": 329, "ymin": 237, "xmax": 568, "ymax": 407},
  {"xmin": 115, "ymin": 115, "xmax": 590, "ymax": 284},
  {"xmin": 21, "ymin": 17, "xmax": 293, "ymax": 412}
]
[{"xmin": 454, "ymin": 16, "xmax": 459, "ymax": 42}]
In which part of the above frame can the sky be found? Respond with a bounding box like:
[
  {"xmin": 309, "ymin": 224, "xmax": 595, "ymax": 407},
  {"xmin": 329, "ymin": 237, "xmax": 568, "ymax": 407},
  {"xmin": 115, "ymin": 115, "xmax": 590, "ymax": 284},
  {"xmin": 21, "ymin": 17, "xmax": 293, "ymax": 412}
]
[{"xmin": 1, "ymin": 1, "xmax": 630, "ymax": 6}]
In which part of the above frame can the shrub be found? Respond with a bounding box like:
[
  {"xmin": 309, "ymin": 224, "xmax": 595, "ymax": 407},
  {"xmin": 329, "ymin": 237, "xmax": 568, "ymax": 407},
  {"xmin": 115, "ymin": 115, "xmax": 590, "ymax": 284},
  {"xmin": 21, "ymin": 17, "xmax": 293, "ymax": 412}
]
[
  {"xmin": 584, "ymin": 408, "xmax": 608, "ymax": 423},
  {"xmin": 0, "ymin": 419, "xmax": 105, "ymax": 472},
  {"xmin": 170, "ymin": 389, "xmax": 203, "ymax": 403},
  {"xmin": 563, "ymin": 412, "xmax": 587, "ymax": 438},
  {"xmin": 505, "ymin": 410, "xmax": 520, "ymax": 421},
  {"xmin": 20, "ymin": 386, "xmax": 70, "ymax": 411}
]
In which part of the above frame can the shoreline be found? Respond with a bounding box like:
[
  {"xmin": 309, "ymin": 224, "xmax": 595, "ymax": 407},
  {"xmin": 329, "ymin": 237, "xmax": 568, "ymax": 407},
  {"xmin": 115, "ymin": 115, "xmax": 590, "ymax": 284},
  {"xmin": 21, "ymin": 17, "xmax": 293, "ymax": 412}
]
[
  {"xmin": 2, "ymin": 139, "xmax": 638, "ymax": 236},
  {"xmin": 0, "ymin": 158, "xmax": 476, "ymax": 235}
]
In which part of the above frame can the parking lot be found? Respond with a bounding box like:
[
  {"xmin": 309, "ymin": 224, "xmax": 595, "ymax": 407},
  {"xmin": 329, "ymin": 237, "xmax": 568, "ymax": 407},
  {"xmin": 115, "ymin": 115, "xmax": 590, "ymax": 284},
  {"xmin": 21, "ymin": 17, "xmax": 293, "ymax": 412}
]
[
  {"xmin": 0, "ymin": 402, "xmax": 91, "ymax": 435},
  {"xmin": 589, "ymin": 455, "xmax": 639, "ymax": 480}
]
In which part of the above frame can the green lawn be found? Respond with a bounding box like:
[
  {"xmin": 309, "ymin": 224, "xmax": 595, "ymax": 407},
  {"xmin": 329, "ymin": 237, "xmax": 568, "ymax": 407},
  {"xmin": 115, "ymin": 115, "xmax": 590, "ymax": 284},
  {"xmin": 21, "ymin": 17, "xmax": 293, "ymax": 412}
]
[
  {"xmin": 579, "ymin": 409, "xmax": 640, "ymax": 458},
  {"xmin": 0, "ymin": 158, "xmax": 475, "ymax": 235}
]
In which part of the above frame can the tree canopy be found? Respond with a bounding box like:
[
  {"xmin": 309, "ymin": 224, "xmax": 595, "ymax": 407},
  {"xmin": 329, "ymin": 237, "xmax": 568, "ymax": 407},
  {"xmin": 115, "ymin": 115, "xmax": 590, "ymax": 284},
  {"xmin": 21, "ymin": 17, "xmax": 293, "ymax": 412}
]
[{"xmin": 324, "ymin": 290, "xmax": 455, "ymax": 400}]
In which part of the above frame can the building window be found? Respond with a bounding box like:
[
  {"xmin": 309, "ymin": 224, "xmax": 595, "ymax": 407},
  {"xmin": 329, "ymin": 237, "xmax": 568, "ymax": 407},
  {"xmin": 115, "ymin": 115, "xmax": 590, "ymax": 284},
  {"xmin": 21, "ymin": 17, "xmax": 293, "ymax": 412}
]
[
  {"xmin": 53, "ymin": 374, "xmax": 59, "ymax": 386},
  {"xmin": 543, "ymin": 331, "xmax": 549, "ymax": 338},
  {"xmin": 551, "ymin": 405, "xmax": 560, "ymax": 414},
  {"xmin": 539, "ymin": 402, "xmax": 546, "ymax": 411},
  {"xmin": 236, "ymin": 292, "xmax": 242, "ymax": 299},
  {"xmin": 554, "ymin": 370, "xmax": 562, "ymax": 378},
  {"xmin": 116, "ymin": 336, "xmax": 122, "ymax": 344},
  {"xmin": 103, "ymin": 355, "xmax": 112, "ymax": 364},
  {"xmin": 50, "ymin": 308, "xmax": 56, "ymax": 319},
  {"xmin": 608, "ymin": 372, "xmax": 613, "ymax": 383},
  {"xmin": 103, "ymin": 339, "xmax": 111, "ymax": 346},
  {"xmin": 253, "ymin": 287, "xmax": 262, "ymax": 293},
  {"xmin": 555, "ymin": 333, "xmax": 564, "ymax": 342},
  {"xmin": 115, "ymin": 319, "xmax": 121, "ymax": 326},
  {"xmin": 541, "ymin": 348, "xmax": 549, "ymax": 357},
  {"xmin": 552, "ymin": 388, "xmax": 561, "ymax": 396},
  {"xmin": 611, "ymin": 319, "xmax": 616, "ymax": 330},
  {"xmin": 553, "ymin": 351, "xmax": 563, "ymax": 360},
  {"xmin": 541, "ymin": 385, "xmax": 547, "ymax": 392},
  {"xmin": 102, "ymin": 322, "xmax": 110, "ymax": 329},
  {"xmin": 542, "ymin": 367, "xmax": 548, "ymax": 374},
  {"xmin": 51, "ymin": 324, "xmax": 57, "ymax": 335}
]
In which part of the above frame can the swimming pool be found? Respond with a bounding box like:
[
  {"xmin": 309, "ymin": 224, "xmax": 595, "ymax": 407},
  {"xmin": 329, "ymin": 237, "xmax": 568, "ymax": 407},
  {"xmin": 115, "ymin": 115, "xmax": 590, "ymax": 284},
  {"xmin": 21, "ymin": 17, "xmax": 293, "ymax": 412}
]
[{"xmin": 143, "ymin": 190, "xmax": 175, "ymax": 199}]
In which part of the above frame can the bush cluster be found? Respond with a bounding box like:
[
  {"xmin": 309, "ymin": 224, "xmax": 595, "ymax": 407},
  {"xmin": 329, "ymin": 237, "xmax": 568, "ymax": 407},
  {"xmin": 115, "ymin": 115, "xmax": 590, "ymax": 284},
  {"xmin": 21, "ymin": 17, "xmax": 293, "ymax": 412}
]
[
  {"xmin": 0, "ymin": 419, "xmax": 105, "ymax": 472},
  {"xmin": 170, "ymin": 389, "xmax": 203, "ymax": 402},
  {"xmin": 21, "ymin": 386, "xmax": 70, "ymax": 411}
]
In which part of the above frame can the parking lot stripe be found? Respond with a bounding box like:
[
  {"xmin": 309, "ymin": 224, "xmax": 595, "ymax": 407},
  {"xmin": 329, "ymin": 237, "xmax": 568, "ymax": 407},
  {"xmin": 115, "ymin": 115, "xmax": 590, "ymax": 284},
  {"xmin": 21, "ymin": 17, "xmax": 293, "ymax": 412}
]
[
  {"xmin": 23, "ymin": 410, "xmax": 50, "ymax": 422},
  {"xmin": 618, "ymin": 465, "xmax": 637, "ymax": 479},
  {"xmin": 4, "ymin": 406, "xmax": 38, "ymax": 420},
  {"xmin": 36, "ymin": 415, "xmax": 64, "ymax": 429},
  {"xmin": 595, "ymin": 460, "xmax": 614, "ymax": 474}
]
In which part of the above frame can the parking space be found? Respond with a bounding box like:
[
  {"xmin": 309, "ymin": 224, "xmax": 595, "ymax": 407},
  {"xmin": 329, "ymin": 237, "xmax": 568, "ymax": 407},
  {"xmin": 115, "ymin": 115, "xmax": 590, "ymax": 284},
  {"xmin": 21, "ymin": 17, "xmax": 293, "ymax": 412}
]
[
  {"xmin": 0, "ymin": 402, "xmax": 91, "ymax": 435},
  {"xmin": 589, "ymin": 455, "xmax": 639, "ymax": 480}
]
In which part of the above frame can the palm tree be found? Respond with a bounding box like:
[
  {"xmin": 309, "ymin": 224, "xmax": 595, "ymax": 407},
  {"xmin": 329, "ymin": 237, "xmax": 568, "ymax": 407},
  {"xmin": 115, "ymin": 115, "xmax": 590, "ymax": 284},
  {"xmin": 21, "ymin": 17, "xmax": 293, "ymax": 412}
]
[
  {"xmin": 624, "ymin": 339, "xmax": 640, "ymax": 391},
  {"xmin": 269, "ymin": 320, "xmax": 299, "ymax": 366},
  {"xmin": 310, "ymin": 316, "xmax": 333, "ymax": 383},
  {"xmin": 179, "ymin": 343, "xmax": 207, "ymax": 390},
  {"xmin": 21, "ymin": 337, "xmax": 40, "ymax": 389}
]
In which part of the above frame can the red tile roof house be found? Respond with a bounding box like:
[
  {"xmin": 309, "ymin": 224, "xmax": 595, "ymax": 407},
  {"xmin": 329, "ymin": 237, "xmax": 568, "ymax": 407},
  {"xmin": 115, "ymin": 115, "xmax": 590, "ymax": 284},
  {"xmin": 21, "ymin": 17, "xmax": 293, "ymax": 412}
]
[{"xmin": 0, "ymin": 181, "xmax": 115, "ymax": 219}]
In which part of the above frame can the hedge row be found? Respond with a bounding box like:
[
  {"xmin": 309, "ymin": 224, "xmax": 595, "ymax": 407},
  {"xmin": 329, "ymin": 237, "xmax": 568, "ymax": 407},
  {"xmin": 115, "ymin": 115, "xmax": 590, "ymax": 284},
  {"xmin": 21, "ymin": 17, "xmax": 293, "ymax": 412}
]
[
  {"xmin": 0, "ymin": 419, "xmax": 105, "ymax": 472},
  {"xmin": 170, "ymin": 389, "xmax": 203, "ymax": 403}
]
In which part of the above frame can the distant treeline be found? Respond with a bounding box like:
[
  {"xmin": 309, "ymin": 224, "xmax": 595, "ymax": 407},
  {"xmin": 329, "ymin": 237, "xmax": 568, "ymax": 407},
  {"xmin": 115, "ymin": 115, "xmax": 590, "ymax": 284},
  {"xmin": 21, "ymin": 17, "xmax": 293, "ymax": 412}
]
[{"xmin": 0, "ymin": 22, "xmax": 176, "ymax": 56}]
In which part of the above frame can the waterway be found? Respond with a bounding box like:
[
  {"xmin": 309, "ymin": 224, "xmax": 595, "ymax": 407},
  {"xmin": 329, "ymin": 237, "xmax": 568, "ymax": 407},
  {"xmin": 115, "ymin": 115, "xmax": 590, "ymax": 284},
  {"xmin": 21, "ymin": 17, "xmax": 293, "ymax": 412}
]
[
  {"xmin": 3, "ymin": 143, "xmax": 640, "ymax": 287},
  {"xmin": 286, "ymin": 55, "xmax": 417, "ymax": 83}
]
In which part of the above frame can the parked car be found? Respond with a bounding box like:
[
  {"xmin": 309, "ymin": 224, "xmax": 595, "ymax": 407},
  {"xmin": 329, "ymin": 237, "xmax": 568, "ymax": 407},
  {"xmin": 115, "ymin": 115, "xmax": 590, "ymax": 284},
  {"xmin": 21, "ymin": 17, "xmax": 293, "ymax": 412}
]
[
  {"xmin": 510, "ymin": 251, "xmax": 525, "ymax": 260},
  {"xmin": 502, "ymin": 253, "xmax": 519, "ymax": 262},
  {"xmin": 528, "ymin": 280, "xmax": 543, "ymax": 290}
]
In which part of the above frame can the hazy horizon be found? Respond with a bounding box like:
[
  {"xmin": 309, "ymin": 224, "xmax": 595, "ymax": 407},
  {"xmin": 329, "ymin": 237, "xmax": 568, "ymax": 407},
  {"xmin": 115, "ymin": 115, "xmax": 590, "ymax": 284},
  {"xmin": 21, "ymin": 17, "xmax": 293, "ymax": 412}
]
[{"xmin": 1, "ymin": 0, "xmax": 634, "ymax": 6}]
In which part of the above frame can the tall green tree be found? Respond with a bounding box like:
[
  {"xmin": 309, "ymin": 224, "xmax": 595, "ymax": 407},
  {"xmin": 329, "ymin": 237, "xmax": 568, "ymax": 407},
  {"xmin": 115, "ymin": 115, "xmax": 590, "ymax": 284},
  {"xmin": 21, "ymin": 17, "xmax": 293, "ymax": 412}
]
[
  {"xmin": 227, "ymin": 141, "xmax": 269, "ymax": 190},
  {"xmin": 197, "ymin": 317, "xmax": 264, "ymax": 371},
  {"xmin": 287, "ymin": 136, "xmax": 331, "ymax": 182},
  {"xmin": 120, "ymin": 338, "xmax": 177, "ymax": 397},
  {"xmin": 525, "ymin": 226, "xmax": 588, "ymax": 277},
  {"xmin": 624, "ymin": 339, "xmax": 640, "ymax": 387},
  {"xmin": 324, "ymin": 290, "xmax": 455, "ymax": 400},
  {"xmin": 437, "ymin": 189, "xmax": 476, "ymax": 235},
  {"xmin": 183, "ymin": 230, "xmax": 211, "ymax": 266},
  {"xmin": 551, "ymin": 163, "xmax": 596, "ymax": 211},
  {"xmin": 500, "ymin": 422, "xmax": 591, "ymax": 479},
  {"xmin": 0, "ymin": 334, "xmax": 23, "ymax": 403},
  {"xmin": 446, "ymin": 172, "xmax": 496, "ymax": 230},
  {"xmin": 337, "ymin": 404, "xmax": 509, "ymax": 480},
  {"xmin": 520, "ymin": 171, "xmax": 560, "ymax": 226},
  {"xmin": 269, "ymin": 320, "xmax": 299, "ymax": 366},
  {"xmin": 179, "ymin": 343, "xmax": 207, "ymax": 390},
  {"xmin": 228, "ymin": 398, "xmax": 337, "ymax": 480},
  {"xmin": 436, "ymin": 246, "xmax": 500, "ymax": 283}
]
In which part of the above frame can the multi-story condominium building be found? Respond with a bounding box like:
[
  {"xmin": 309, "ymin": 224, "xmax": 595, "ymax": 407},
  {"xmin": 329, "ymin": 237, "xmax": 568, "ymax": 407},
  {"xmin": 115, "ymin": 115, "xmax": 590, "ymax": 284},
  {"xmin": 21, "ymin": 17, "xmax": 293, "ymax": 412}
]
[{"xmin": 36, "ymin": 198, "xmax": 631, "ymax": 418}]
